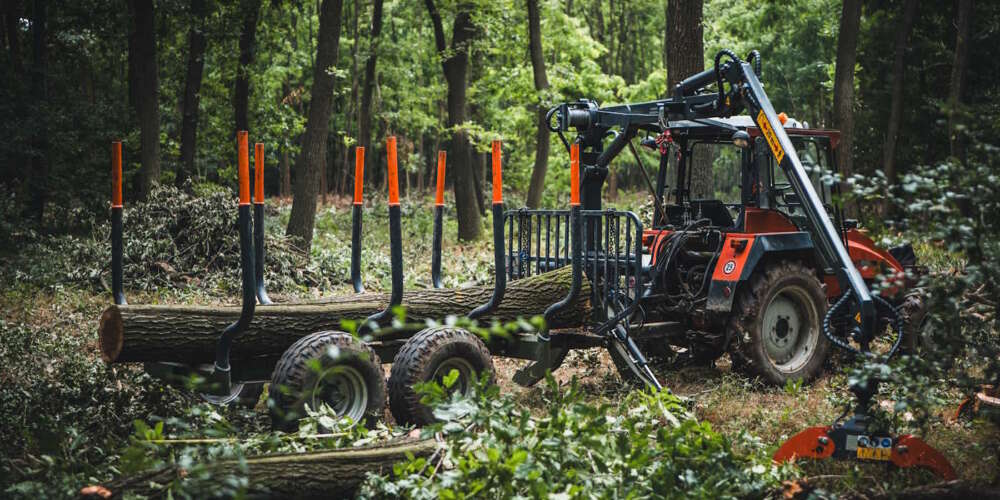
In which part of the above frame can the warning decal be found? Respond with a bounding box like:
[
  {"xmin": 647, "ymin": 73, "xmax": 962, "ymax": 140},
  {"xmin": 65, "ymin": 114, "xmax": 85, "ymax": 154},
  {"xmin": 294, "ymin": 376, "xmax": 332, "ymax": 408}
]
[{"xmin": 756, "ymin": 110, "xmax": 785, "ymax": 165}]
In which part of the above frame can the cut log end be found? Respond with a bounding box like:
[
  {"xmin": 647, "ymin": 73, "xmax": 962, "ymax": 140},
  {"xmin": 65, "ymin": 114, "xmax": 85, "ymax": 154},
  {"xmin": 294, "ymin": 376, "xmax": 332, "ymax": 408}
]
[{"xmin": 99, "ymin": 306, "xmax": 123, "ymax": 364}]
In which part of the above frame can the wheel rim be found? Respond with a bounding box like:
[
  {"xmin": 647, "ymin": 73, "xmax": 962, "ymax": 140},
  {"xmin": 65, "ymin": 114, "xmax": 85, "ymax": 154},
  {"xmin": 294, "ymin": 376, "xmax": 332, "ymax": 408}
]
[
  {"xmin": 313, "ymin": 365, "xmax": 369, "ymax": 423},
  {"xmin": 761, "ymin": 284, "xmax": 820, "ymax": 373},
  {"xmin": 433, "ymin": 357, "xmax": 477, "ymax": 396}
]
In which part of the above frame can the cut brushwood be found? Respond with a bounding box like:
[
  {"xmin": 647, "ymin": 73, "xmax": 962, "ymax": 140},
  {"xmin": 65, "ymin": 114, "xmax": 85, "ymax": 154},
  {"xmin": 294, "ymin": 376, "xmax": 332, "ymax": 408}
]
[{"xmin": 99, "ymin": 267, "xmax": 590, "ymax": 365}]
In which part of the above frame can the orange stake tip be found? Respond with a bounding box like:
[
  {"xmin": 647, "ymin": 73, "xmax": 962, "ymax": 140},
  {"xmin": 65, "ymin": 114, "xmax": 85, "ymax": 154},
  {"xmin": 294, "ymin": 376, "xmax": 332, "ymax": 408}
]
[
  {"xmin": 237, "ymin": 131, "xmax": 250, "ymax": 205},
  {"xmin": 570, "ymin": 143, "xmax": 581, "ymax": 206},
  {"xmin": 354, "ymin": 146, "xmax": 365, "ymax": 205},
  {"xmin": 111, "ymin": 141, "xmax": 123, "ymax": 207},
  {"xmin": 491, "ymin": 140, "xmax": 502, "ymax": 204},
  {"xmin": 435, "ymin": 151, "xmax": 447, "ymax": 206},
  {"xmin": 386, "ymin": 137, "xmax": 399, "ymax": 205},
  {"xmin": 254, "ymin": 143, "xmax": 265, "ymax": 203}
]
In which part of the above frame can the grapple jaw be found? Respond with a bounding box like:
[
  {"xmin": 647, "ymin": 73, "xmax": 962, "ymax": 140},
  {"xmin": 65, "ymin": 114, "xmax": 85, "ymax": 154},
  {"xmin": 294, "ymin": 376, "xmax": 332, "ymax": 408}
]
[{"xmin": 774, "ymin": 424, "xmax": 957, "ymax": 480}]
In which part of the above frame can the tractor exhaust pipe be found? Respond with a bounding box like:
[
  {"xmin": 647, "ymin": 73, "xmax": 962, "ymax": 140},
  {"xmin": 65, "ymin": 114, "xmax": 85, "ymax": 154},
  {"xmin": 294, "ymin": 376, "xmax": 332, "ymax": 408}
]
[
  {"xmin": 469, "ymin": 140, "xmax": 506, "ymax": 319},
  {"xmin": 253, "ymin": 143, "xmax": 272, "ymax": 305},
  {"xmin": 364, "ymin": 137, "xmax": 403, "ymax": 328},
  {"xmin": 351, "ymin": 146, "xmax": 365, "ymax": 293},
  {"xmin": 211, "ymin": 131, "xmax": 257, "ymax": 394},
  {"xmin": 431, "ymin": 151, "xmax": 446, "ymax": 288},
  {"xmin": 111, "ymin": 141, "xmax": 127, "ymax": 306}
]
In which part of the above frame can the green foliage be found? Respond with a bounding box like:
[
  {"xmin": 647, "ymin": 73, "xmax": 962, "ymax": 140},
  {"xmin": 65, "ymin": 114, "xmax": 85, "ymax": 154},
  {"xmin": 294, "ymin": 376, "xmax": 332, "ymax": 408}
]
[{"xmin": 361, "ymin": 376, "xmax": 789, "ymax": 499}]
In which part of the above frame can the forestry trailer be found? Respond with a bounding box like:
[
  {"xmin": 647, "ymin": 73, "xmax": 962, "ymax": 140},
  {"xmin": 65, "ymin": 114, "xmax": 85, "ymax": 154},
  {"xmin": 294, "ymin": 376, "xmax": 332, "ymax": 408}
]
[{"xmin": 101, "ymin": 48, "xmax": 954, "ymax": 477}]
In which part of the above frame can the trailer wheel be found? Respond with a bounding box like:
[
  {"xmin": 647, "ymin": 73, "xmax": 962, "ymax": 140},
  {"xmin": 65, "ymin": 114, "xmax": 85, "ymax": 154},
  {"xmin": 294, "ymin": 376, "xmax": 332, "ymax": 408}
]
[
  {"xmin": 269, "ymin": 331, "xmax": 385, "ymax": 431},
  {"xmin": 728, "ymin": 261, "xmax": 830, "ymax": 385},
  {"xmin": 388, "ymin": 327, "xmax": 494, "ymax": 426}
]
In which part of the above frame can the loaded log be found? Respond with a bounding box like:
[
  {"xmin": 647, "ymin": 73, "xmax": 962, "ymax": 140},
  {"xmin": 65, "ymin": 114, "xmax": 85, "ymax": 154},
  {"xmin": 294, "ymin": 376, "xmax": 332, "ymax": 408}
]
[{"xmin": 99, "ymin": 266, "xmax": 590, "ymax": 365}]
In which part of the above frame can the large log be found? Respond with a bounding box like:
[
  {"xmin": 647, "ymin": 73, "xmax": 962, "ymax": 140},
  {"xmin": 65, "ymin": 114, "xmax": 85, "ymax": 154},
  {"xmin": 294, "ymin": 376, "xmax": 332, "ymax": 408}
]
[
  {"xmin": 81, "ymin": 438, "xmax": 437, "ymax": 499},
  {"xmin": 99, "ymin": 267, "xmax": 590, "ymax": 365}
]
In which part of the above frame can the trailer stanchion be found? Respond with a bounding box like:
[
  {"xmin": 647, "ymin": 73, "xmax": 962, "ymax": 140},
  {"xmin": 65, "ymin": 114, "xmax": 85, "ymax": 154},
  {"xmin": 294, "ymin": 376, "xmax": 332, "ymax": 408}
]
[
  {"xmin": 111, "ymin": 141, "xmax": 127, "ymax": 306},
  {"xmin": 540, "ymin": 143, "xmax": 582, "ymax": 338},
  {"xmin": 431, "ymin": 151, "xmax": 446, "ymax": 289},
  {"xmin": 253, "ymin": 142, "xmax": 272, "ymax": 305},
  {"xmin": 469, "ymin": 140, "xmax": 506, "ymax": 319},
  {"xmin": 209, "ymin": 131, "xmax": 257, "ymax": 397},
  {"xmin": 351, "ymin": 146, "xmax": 365, "ymax": 293},
  {"xmin": 364, "ymin": 137, "xmax": 403, "ymax": 328}
]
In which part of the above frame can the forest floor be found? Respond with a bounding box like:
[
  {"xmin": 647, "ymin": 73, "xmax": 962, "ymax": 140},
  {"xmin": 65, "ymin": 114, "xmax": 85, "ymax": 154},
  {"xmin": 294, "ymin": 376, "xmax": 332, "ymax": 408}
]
[{"xmin": 1, "ymin": 192, "xmax": 998, "ymax": 497}]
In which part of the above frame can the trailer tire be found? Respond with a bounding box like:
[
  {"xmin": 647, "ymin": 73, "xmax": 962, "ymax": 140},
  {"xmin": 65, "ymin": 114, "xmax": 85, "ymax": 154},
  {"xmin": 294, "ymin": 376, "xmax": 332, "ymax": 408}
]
[
  {"xmin": 269, "ymin": 331, "xmax": 385, "ymax": 431},
  {"xmin": 388, "ymin": 327, "xmax": 494, "ymax": 426},
  {"xmin": 728, "ymin": 261, "xmax": 830, "ymax": 385}
]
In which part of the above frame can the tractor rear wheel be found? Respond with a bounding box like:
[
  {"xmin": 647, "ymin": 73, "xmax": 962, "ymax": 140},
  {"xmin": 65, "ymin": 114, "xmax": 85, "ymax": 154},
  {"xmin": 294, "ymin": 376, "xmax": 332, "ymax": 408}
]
[
  {"xmin": 269, "ymin": 331, "xmax": 386, "ymax": 431},
  {"xmin": 388, "ymin": 327, "xmax": 494, "ymax": 426},
  {"xmin": 728, "ymin": 261, "xmax": 830, "ymax": 385}
]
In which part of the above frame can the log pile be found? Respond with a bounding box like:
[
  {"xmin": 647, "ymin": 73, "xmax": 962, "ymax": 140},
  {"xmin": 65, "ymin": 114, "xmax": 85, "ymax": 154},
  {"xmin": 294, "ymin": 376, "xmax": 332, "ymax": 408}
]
[{"xmin": 99, "ymin": 267, "xmax": 590, "ymax": 365}]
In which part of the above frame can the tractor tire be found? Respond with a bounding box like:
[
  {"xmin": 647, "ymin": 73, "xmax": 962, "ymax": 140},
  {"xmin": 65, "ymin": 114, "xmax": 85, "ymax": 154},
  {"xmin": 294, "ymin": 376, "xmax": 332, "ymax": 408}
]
[
  {"xmin": 899, "ymin": 291, "xmax": 929, "ymax": 354},
  {"xmin": 388, "ymin": 327, "xmax": 494, "ymax": 426},
  {"xmin": 269, "ymin": 331, "xmax": 385, "ymax": 431},
  {"xmin": 728, "ymin": 261, "xmax": 830, "ymax": 385}
]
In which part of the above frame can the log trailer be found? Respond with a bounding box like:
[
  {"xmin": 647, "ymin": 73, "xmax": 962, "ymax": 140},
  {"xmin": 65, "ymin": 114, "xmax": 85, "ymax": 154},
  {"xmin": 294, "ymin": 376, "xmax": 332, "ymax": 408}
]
[{"xmin": 102, "ymin": 49, "xmax": 954, "ymax": 477}]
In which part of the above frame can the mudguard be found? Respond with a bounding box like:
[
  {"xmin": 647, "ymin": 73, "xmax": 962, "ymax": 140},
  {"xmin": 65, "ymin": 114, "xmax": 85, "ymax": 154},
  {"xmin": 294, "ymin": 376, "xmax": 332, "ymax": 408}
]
[{"xmin": 707, "ymin": 232, "xmax": 815, "ymax": 313}]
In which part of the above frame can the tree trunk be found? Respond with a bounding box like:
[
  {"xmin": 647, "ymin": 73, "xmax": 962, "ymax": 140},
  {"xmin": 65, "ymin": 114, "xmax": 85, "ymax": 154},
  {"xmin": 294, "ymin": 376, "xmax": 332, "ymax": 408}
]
[
  {"xmin": 99, "ymin": 267, "xmax": 589, "ymax": 365},
  {"xmin": 286, "ymin": 0, "xmax": 344, "ymax": 251},
  {"xmin": 525, "ymin": 0, "xmax": 550, "ymax": 209},
  {"xmin": 128, "ymin": 0, "xmax": 160, "ymax": 201},
  {"xmin": 664, "ymin": 0, "xmax": 709, "ymax": 199},
  {"xmin": 358, "ymin": 0, "xmax": 383, "ymax": 179},
  {"xmin": 234, "ymin": 0, "xmax": 261, "ymax": 135},
  {"xmin": 83, "ymin": 439, "xmax": 436, "ymax": 499},
  {"xmin": 425, "ymin": 0, "xmax": 481, "ymax": 241},
  {"xmin": 881, "ymin": 0, "xmax": 916, "ymax": 213},
  {"xmin": 281, "ymin": 147, "xmax": 291, "ymax": 197},
  {"xmin": 26, "ymin": 0, "xmax": 47, "ymax": 222},
  {"xmin": 948, "ymin": 0, "xmax": 972, "ymax": 162},
  {"xmin": 4, "ymin": 0, "xmax": 22, "ymax": 77},
  {"xmin": 832, "ymin": 0, "xmax": 861, "ymax": 183},
  {"xmin": 176, "ymin": 0, "xmax": 208, "ymax": 187}
]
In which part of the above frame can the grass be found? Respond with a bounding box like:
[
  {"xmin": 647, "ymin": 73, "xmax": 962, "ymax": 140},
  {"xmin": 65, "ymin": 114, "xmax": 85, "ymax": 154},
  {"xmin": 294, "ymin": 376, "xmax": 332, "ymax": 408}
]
[{"xmin": 1, "ymin": 191, "xmax": 997, "ymax": 497}]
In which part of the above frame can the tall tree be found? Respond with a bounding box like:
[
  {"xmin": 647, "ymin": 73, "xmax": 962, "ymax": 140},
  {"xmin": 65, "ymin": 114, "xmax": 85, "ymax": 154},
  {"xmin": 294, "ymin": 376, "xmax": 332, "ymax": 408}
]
[
  {"xmin": 4, "ymin": 0, "xmax": 23, "ymax": 77},
  {"xmin": 832, "ymin": 0, "xmax": 861, "ymax": 182},
  {"xmin": 358, "ymin": 0, "xmax": 383, "ymax": 179},
  {"xmin": 26, "ymin": 0, "xmax": 47, "ymax": 221},
  {"xmin": 286, "ymin": 0, "xmax": 344, "ymax": 251},
  {"xmin": 664, "ymin": 0, "xmax": 710, "ymax": 199},
  {"xmin": 234, "ymin": 0, "xmax": 262, "ymax": 134},
  {"xmin": 128, "ymin": 0, "xmax": 160, "ymax": 201},
  {"xmin": 882, "ymin": 0, "xmax": 916, "ymax": 196},
  {"xmin": 176, "ymin": 0, "xmax": 209, "ymax": 187},
  {"xmin": 948, "ymin": 0, "xmax": 972, "ymax": 162},
  {"xmin": 525, "ymin": 0, "xmax": 550, "ymax": 209},
  {"xmin": 424, "ymin": 0, "xmax": 481, "ymax": 241}
]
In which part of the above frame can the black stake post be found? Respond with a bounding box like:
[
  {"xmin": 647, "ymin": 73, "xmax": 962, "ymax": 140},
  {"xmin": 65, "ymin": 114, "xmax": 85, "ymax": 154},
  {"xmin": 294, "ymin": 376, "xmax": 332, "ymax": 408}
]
[
  {"xmin": 469, "ymin": 140, "xmax": 506, "ymax": 319},
  {"xmin": 431, "ymin": 151, "xmax": 446, "ymax": 288},
  {"xmin": 364, "ymin": 137, "xmax": 403, "ymax": 328},
  {"xmin": 539, "ymin": 143, "xmax": 582, "ymax": 339},
  {"xmin": 253, "ymin": 143, "xmax": 272, "ymax": 305},
  {"xmin": 211, "ymin": 131, "xmax": 257, "ymax": 395},
  {"xmin": 351, "ymin": 147, "xmax": 365, "ymax": 293},
  {"xmin": 111, "ymin": 141, "xmax": 127, "ymax": 306}
]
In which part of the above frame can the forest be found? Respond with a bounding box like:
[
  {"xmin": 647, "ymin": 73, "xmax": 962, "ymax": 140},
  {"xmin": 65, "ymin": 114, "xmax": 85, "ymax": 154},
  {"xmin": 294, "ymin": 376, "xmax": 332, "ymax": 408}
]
[{"xmin": 1, "ymin": 0, "xmax": 999, "ymax": 498}]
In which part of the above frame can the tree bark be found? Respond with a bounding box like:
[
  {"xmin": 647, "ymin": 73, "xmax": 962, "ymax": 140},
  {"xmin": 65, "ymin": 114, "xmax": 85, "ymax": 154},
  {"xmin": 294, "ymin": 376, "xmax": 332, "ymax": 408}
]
[
  {"xmin": 358, "ymin": 0, "xmax": 383, "ymax": 180},
  {"xmin": 234, "ymin": 0, "xmax": 262, "ymax": 134},
  {"xmin": 425, "ymin": 0, "xmax": 481, "ymax": 241},
  {"xmin": 664, "ymin": 0, "xmax": 709, "ymax": 199},
  {"xmin": 4, "ymin": 0, "xmax": 22, "ymax": 77},
  {"xmin": 832, "ymin": 0, "xmax": 861, "ymax": 183},
  {"xmin": 176, "ymin": 0, "xmax": 209, "ymax": 187},
  {"xmin": 881, "ymin": 0, "xmax": 916, "ymax": 212},
  {"xmin": 83, "ymin": 439, "xmax": 436, "ymax": 499},
  {"xmin": 525, "ymin": 0, "xmax": 550, "ymax": 209},
  {"xmin": 26, "ymin": 0, "xmax": 47, "ymax": 222},
  {"xmin": 99, "ymin": 267, "xmax": 590, "ymax": 365},
  {"xmin": 948, "ymin": 0, "xmax": 972, "ymax": 162},
  {"xmin": 128, "ymin": 0, "xmax": 160, "ymax": 201},
  {"xmin": 286, "ymin": 0, "xmax": 344, "ymax": 251}
]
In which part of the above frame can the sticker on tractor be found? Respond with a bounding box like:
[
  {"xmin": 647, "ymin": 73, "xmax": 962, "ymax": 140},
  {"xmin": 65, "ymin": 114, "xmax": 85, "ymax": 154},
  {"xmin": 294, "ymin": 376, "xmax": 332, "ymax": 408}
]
[
  {"xmin": 855, "ymin": 435, "xmax": 893, "ymax": 461},
  {"xmin": 756, "ymin": 110, "xmax": 785, "ymax": 164},
  {"xmin": 723, "ymin": 260, "xmax": 736, "ymax": 274}
]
